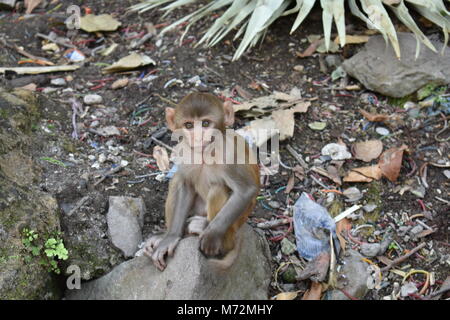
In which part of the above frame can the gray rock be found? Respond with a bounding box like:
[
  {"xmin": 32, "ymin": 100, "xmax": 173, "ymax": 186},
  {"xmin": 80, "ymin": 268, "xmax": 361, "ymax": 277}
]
[
  {"xmin": 325, "ymin": 55, "xmax": 342, "ymax": 69},
  {"xmin": 65, "ymin": 224, "xmax": 271, "ymax": 300},
  {"xmin": 409, "ymin": 225, "xmax": 424, "ymax": 240},
  {"xmin": 342, "ymin": 33, "xmax": 450, "ymax": 97},
  {"xmin": 50, "ymin": 78, "xmax": 67, "ymax": 86},
  {"xmin": 360, "ymin": 243, "xmax": 381, "ymax": 258},
  {"xmin": 327, "ymin": 250, "xmax": 370, "ymax": 300},
  {"xmin": 58, "ymin": 191, "xmax": 124, "ymax": 280},
  {"xmin": 444, "ymin": 170, "xmax": 450, "ymax": 179},
  {"xmin": 83, "ymin": 94, "xmax": 103, "ymax": 105},
  {"xmin": 107, "ymin": 196, "xmax": 145, "ymax": 258},
  {"xmin": 0, "ymin": 0, "xmax": 16, "ymax": 9},
  {"xmin": 0, "ymin": 88, "xmax": 61, "ymax": 299}
]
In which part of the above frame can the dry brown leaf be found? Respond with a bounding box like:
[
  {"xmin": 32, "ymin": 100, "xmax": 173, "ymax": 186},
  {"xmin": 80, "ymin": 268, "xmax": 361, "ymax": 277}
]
[
  {"xmin": 111, "ymin": 78, "xmax": 129, "ymax": 89},
  {"xmin": 336, "ymin": 218, "xmax": 352, "ymax": 253},
  {"xmin": 311, "ymin": 166, "xmax": 342, "ymax": 185},
  {"xmin": 378, "ymin": 144, "xmax": 408, "ymax": 182},
  {"xmin": 19, "ymin": 83, "xmax": 37, "ymax": 91},
  {"xmin": 302, "ymin": 281, "xmax": 323, "ymax": 300},
  {"xmin": 25, "ymin": 0, "xmax": 43, "ymax": 14},
  {"xmin": 296, "ymin": 39, "xmax": 321, "ymax": 58},
  {"xmin": 234, "ymin": 85, "xmax": 253, "ymax": 100},
  {"xmin": 334, "ymin": 35, "xmax": 370, "ymax": 45},
  {"xmin": 359, "ymin": 109, "xmax": 390, "ymax": 122},
  {"xmin": 275, "ymin": 291, "xmax": 298, "ymax": 300},
  {"xmin": 153, "ymin": 146, "xmax": 170, "ymax": 171},
  {"xmin": 353, "ymin": 140, "xmax": 383, "ymax": 162},
  {"xmin": 285, "ymin": 175, "xmax": 295, "ymax": 194},
  {"xmin": 293, "ymin": 165, "xmax": 305, "ymax": 180},
  {"xmin": 343, "ymin": 165, "xmax": 382, "ymax": 182}
]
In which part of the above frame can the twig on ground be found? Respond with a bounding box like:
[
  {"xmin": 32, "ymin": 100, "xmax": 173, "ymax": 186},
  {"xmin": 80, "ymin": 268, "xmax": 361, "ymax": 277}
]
[{"xmin": 381, "ymin": 242, "xmax": 426, "ymax": 272}]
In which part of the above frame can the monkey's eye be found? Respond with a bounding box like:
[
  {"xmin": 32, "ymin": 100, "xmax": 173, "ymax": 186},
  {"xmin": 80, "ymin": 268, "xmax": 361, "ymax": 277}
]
[
  {"xmin": 184, "ymin": 122, "xmax": 194, "ymax": 129},
  {"xmin": 202, "ymin": 120, "xmax": 210, "ymax": 128}
]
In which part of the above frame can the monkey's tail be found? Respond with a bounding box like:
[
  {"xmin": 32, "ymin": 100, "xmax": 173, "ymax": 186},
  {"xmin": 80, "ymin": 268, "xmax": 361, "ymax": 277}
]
[{"xmin": 208, "ymin": 230, "xmax": 243, "ymax": 271}]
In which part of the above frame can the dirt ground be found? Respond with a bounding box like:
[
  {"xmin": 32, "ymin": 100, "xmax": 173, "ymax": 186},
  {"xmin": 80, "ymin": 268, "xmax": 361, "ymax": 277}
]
[{"xmin": 0, "ymin": 0, "xmax": 448, "ymax": 300}]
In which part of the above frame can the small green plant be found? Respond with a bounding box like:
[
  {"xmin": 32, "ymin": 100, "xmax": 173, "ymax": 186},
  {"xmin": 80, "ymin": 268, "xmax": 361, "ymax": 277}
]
[
  {"xmin": 21, "ymin": 228, "xmax": 69, "ymax": 274},
  {"xmin": 388, "ymin": 242, "xmax": 399, "ymax": 251}
]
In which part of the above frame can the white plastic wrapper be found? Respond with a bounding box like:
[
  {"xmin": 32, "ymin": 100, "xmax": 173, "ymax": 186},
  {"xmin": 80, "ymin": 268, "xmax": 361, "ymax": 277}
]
[{"xmin": 293, "ymin": 192, "xmax": 339, "ymax": 261}]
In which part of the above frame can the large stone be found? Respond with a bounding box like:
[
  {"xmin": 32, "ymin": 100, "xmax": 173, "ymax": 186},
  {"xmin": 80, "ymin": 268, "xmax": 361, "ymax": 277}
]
[
  {"xmin": 65, "ymin": 224, "xmax": 271, "ymax": 300},
  {"xmin": 326, "ymin": 250, "xmax": 370, "ymax": 300},
  {"xmin": 0, "ymin": 88, "xmax": 61, "ymax": 299},
  {"xmin": 107, "ymin": 196, "xmax": 145, "ymax": 258},
  {"xmin": 342, "ymin": 33, "xmax": 450, "ymax": 97}
]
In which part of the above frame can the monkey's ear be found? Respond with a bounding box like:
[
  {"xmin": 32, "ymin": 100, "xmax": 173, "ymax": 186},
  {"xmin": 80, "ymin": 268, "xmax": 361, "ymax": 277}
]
[
  {"xmin": 223, "ymin": 101, "xmax": 235, "ymax": 126},
  {"xmin": 165, "ymin": 107, "xmax": 176, "ymax": 131}
]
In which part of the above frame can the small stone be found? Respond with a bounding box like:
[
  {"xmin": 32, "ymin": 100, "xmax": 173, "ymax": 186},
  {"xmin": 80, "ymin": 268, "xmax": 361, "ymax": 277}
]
[
  {"xmin": 84, "ymin": 94, "xmax": 103, "ymax": 105},
  {"xmin": 98, "ymin": 154, "xmax": 106, "ymax": 163},
  {"xmin": 443, "ymin": 170, "xmax": 450, "ymax": 179},
  {"xmin": 90, "ymin": 120, "xmax": 99, "ymax": 128},
  {"xmin": 42, "ymin": 87, "xmax": 58, "ymax": 93},
  {"xmin": 308, "ymin": 121, "xmax": 327, "ymax": 131},
  {"xmin": 360, "ymin": 243, "xmax": 381, "ymax": 257},
  {"xmin": 325, "ymin": 55, "xmax": 342, "ymax": 68},
  {"xmin": 293, "ymin": 65, "xmax": 304, "ymax": 72},
  {"xmin": 268, "ymin": 200, "xmax": 281, "ymax": 209},
  {"xmin": 376, "ymin": 127, "xmax": 390, "ymax": 136},
  {"xmin": 280, "ymin": 238, "xmax": 297, "ymax": 256},
  {"xmin": 363, "ymin": 203, "xmax": 377, "ymax": 213},
  {"xmin": 88, "ymin": 155, "xmax": 96, "ymax": 161},
  {"xmin": 50, "ymin": 78, "xmax": 67, "ymax": 86},
  {"xmin": 343, "ymin": 187, "xmax": 363, "ymax": 202},
  {"xmin": 410, "ymin": 225, "xmax": 424, "ymax": 237}
]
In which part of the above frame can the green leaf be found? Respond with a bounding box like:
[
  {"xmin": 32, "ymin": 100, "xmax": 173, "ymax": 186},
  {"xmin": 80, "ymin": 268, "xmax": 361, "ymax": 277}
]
[{"xmin": 40, "ymin": 157, "xmax": 67, "ymax": 168}]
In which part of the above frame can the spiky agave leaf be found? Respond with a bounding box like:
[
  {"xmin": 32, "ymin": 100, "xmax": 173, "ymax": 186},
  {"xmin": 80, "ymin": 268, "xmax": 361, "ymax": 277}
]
[
  {"xmin": 130, "ymin": 0, "xmax": 450, "ymax": 60},
  {"xmin": 386, "ymin": 1, "xmax": 437, "ymax": 58}
]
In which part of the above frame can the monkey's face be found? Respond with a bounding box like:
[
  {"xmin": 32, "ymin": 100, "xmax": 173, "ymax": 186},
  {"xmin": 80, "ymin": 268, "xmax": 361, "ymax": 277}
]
[{"xmin": 181, "ymin": 118, "xmax": 217, "ymax": 152}]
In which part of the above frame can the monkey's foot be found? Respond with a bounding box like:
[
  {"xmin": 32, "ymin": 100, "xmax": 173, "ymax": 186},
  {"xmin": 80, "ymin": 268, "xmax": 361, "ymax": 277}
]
[{"xmin": 187, "ymin": 216, "xmax": 208, "ymax": 235}]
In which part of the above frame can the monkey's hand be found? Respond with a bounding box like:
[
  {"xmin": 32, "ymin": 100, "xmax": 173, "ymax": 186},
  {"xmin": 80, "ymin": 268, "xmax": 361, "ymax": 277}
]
[
  {"xmin": 145, "ymin": 234, "xmax": 180, "ymax": 271},
  {"xmin": 199, "ymin": 227, "xmax": 225, "ymax": 257}
]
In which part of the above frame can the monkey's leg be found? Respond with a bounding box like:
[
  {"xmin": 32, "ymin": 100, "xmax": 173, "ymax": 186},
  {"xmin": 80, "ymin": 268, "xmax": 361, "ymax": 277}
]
[
  {"xmin": 186, "ymin": 196, "xmax": 208, "ymax": 235},
  {"xmin": 200, "ymin": 185, "xmax": 231, "ymax": 256},
  {"xmin": 145, "ymin": 177, "xmax": 196, "ymax": 271}
]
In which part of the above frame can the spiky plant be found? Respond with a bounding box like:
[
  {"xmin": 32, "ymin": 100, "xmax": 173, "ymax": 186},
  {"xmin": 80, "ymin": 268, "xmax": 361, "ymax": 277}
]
[{"xmin": 130, "ymin": 0, "xmax": 450, "ymax": 60}]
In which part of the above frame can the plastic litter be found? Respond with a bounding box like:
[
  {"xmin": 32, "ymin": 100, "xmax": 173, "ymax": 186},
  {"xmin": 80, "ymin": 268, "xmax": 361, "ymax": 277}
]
[{"xmin": 293, "ymin": 192, "xmax": 339, "ymax": 261}]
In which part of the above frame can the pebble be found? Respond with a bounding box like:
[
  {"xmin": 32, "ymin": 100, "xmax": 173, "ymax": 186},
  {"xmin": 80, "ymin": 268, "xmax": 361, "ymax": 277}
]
[
  {"xmin": 360, "ymin": 243, "xmax": 381, "ymax": 257},
  {"xmin": 51, "ymin": 78, "xmax": 67, "ymax": 86},
  {"xmin": 410, "ymin": 225, "xmax": 424, "ymax": 236},
  {"xmin": 343, "ymin": 187, "xmax": 363, "ymax": 202},
  {"xmin": 293, "ymin": 65, "xmax": 304, "ymax": 72},
  {"xmin": 268, "ymin": 200, "xmax": 281, "ymax": 209},
  {"xmin": 84, "ymin": 94, "xmax": 103, "ymax": 105},
  {"xmin": 444, "ymin": 170, "xmax": 450, "ymax": 179},
  {"xmin": 363, "ymin": 203, "xmax": 377, "ymax": 213},
  {"xmin": 376, "ymin": 127, "xmax": 390, "ymax": 136},
  {"xmin": 90, "ymin": 120, "xmax": 99, "ymax": 128},
  {"xmin": 325, "ymin": 55, "xmax": 342, "ymax": 68},
  {"xmin": 280, "ymin": 238, "xmax": 296, "ymax": 256},
  {"xmin": 42, "ymin": 87, "xmax": 58, "ymax": 93},
  {"xmin": 98, "ymin": 154, "xmax": 106, "ymax": 163}
]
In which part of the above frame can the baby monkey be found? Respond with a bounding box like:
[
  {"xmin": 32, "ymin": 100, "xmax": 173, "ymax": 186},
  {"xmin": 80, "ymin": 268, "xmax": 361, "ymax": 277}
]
[{"xmin": 144, "ymin": 92, "xmax": 260, "ymax": 271}]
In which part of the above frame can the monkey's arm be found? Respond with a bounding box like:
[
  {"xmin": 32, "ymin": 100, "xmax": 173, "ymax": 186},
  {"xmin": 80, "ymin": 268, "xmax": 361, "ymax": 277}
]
[
  {"xmin": 147, "ymin": 178, "xmax": 195, "ymax": 270},
  {"xmin": 200, "ymin": 165, "xmax": 258, "ymax": 256}
]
